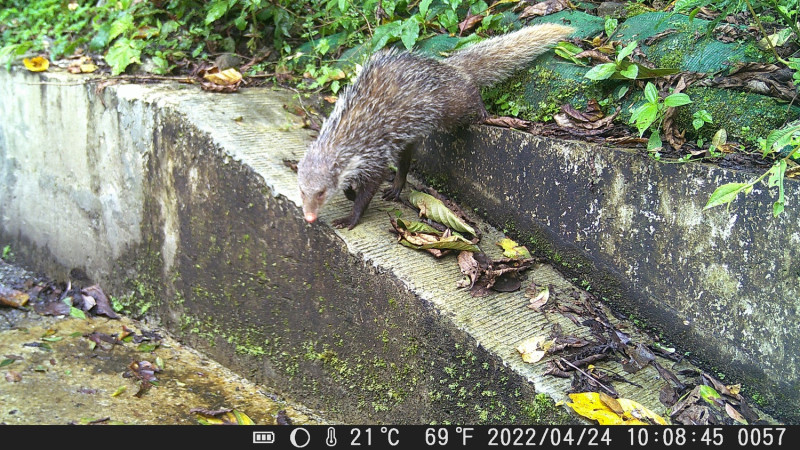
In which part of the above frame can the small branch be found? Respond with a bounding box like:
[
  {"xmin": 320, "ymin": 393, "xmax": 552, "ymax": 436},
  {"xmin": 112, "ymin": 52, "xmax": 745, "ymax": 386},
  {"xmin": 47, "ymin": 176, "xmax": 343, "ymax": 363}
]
[{"xmin": 559, "ymin": 358, "xmax": 617, "ymax": 395}]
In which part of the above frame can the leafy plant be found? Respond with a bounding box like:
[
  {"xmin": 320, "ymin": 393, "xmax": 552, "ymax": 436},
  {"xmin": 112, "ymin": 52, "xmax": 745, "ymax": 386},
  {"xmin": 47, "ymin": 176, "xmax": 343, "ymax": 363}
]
[
  {"xmin": 628, "ymin": 82, "xmax": 692, "ymax": 151},
  {"xmin": 585, "ymin": 41, "xmax": 640, "ymax": 81},
  {"xmin": 705, "ymin": 122, "xmax": 800, "ymax": 216},
  {"xmin": 1, "ymin": 245, "xmax": 12, "ymax": 261},
  {"xmin": 584, "ymin": 40, "xmax": 679, "ymax": 81}
]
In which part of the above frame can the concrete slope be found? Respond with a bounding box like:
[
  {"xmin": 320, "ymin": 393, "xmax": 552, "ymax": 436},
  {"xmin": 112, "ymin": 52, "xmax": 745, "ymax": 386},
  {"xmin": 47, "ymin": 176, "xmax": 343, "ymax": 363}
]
[{"xmin": 0, "ymin": 69, "xmax": 777, "ymax": 424}]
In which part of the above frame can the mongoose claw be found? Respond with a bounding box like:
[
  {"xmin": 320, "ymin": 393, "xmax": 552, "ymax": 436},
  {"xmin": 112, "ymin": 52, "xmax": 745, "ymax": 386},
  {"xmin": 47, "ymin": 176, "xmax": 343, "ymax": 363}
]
[
  {"xmin": 381, "ymin": 187, "xmax": 402, "ymax": 202},
  {"xmin": 332, "ymin": 215, "xmax": 358, "ymax": 230}
]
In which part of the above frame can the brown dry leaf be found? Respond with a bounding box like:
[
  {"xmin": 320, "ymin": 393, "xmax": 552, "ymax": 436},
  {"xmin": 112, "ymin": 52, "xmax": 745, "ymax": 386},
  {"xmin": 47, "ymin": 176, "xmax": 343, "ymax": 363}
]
[
  {"xmin": 81, "ymin": 284, "xmax": 119, "ymax": 319},
  {"xmin": 192, "ymin": 407, "xmax": 256, "ymax": 425},
  {"xmin": 457, "ymin": 251, "xmax": 481, "ymax": 289},
  {"xmin": 725, "ymin": 403, "xmax": 748, "ymax": 424},
  {"xmin": 23, "ymin": 56, "xmax": 49, "ymax": 72},
  {"xmin": 456, "ymin": 251, "xmax": 536, "ymax": 297},
  {"xmin": 520, "ymin": 0, "xmax": 570, "ymax": 19},
  {"xmin": 573, "ymin": 49, "xmax": 613, "ymax": 64},
  {"xmin": 458, "ymin": 12, "xmax": 484, "ymax": 36},
  {"xmin": 698, "ymin": 63, "xmax": 797, "ymax": 101},
  {"xmin": 525, "ymin": 285, "xmax": 550, "ymax": 311},
  {"xmin": 0, "ymin": 285, "xmax": 29, "ymax": 308},
  {"xmin": 5, "ymin": 370, "xmax": 22, "ymax": 382},
  {"xmin": 599, "ymin": 391, "xmax": 624, "ymax": 415},
  {"xmin": 554, "ymin": 99, "xmax": 619, "ymax": 135},
  {"xmin": 483, "ymin": 116, "xmax": 531, "ymax": 130},
  {"xmin": 390, "ymin": 217, "xmax": 479, "ymax": 257}
]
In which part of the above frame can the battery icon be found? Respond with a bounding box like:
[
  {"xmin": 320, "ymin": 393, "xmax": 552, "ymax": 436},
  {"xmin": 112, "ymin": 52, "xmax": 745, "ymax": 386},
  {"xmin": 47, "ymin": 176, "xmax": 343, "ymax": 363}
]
[{"xmin": 253, "ymin": 431, "xmax": 275, "ymax": 444}]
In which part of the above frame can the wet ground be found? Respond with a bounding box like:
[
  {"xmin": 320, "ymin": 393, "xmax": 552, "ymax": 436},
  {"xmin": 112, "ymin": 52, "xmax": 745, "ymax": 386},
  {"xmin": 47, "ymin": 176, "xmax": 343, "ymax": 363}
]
[{"xmin": 0, "ymin": 258, "xmax": 329, "ymax": 426}]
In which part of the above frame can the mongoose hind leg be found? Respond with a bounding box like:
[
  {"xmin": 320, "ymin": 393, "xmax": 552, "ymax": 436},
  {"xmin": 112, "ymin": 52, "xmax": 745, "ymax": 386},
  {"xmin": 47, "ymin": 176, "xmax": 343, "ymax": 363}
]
[
  {"xmin": 382, "ymin": 142, "xmax": 414, "ymax": 201},
  {"xmin": 332, "ymin": 175, "xmax": 383, "ymax": 230}
]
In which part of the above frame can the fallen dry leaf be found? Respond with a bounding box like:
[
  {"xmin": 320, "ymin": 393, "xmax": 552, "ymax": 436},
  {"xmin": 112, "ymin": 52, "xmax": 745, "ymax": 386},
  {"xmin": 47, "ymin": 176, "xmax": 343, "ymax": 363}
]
[
  {"xmin": 0, "ymin": 285, "xmax": 29, "ymax": 308},
  {"xmin": 516, "ymin": 335, "xmax": 552, "ymax": 363},
  {"xmin": 526, "ymin": 285, "xmax": 550, "ymax": 311},
  {"xmin": 23, "ymin": 56, "xmax": 49, "ymax": 72}
]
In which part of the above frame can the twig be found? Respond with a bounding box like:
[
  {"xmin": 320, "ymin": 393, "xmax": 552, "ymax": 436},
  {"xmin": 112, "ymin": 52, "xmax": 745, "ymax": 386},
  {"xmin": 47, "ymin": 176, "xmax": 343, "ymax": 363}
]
[{"xmin": 559, "ymin": 357, "xmax": 617, "ymax": 395}]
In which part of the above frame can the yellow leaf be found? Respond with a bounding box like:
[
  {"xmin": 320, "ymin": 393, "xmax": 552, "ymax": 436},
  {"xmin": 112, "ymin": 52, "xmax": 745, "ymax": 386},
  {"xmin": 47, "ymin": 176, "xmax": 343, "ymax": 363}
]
[
  {"xmin": 516, "ymin": 335, "xmax": 550, "ymax": 363},
  {"xmin": 567, "ymin": 392, "xmax": 669, "ymax": 425},
  {"xmin": 80, "ymin": 63, "xmax": 98, "ymax": 73},
  {"xmin": 566, "ymin": 392, "xmax": 624, "ymax": 425},
  {"xmin": 497, "ymin": 238, "xmax": 532, "ymax": 259},
  {"xmin": 23, "ymin": 56, "xmax": 49, "ymax": 72},
  {"xmin": 203, "ymin": 68, "xmax": 243, "ymax": 86}
]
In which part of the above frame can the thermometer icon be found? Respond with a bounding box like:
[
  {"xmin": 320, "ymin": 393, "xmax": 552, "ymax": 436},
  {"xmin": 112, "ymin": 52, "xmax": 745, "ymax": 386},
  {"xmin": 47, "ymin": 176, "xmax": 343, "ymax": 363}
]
[{"xmin": 326, "ymin": 427, "xmax": 337, "ymax": 447}]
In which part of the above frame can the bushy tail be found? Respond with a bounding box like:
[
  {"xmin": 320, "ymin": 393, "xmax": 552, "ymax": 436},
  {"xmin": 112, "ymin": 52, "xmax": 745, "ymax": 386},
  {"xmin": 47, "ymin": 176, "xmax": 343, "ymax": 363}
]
[{"xmin": 444, "ymin": 23, "xmax": 574, "ymax": 87}]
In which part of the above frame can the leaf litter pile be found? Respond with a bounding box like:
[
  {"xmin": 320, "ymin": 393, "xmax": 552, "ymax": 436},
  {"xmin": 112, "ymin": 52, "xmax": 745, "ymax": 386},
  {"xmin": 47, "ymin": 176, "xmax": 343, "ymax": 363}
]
[
  {"xmin": 385, "ymin": 188, "xmax": 772, "ymax": 425},
  {"xmin": 0, "ymin": 265, "xmax": 298, "ymax": 425}
]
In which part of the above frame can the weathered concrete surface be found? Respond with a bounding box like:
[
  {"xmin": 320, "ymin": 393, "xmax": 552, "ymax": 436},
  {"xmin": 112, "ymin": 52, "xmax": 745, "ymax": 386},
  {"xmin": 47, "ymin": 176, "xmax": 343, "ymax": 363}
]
[
  {"xmin": 0, "ymin": 68, "xmax": 787, "ymax": 424},
  {"xmin": 0, "ymin": 258, "xmax": 326, "ymax": 425},
  {"xmin": 417, "ymin": 127, "xmax": 800, "ymax": 422}
]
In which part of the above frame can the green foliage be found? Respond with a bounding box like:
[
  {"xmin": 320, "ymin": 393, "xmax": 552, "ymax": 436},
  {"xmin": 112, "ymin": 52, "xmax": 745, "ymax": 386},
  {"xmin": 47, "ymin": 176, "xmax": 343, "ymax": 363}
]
[
  {"xmin": 628, "ymin": 82, "xmax": 692, "ymax": 152},
  {"xmin": 584, "ymin": 40, "xmax": 679, "ymax": 81},
  {"xmin": 705, "ymin": 121, "xmax": 800, "ymax": 216},
  {"xmin": 0, "ymin": 0, "xmax": 511, "ymax": 89},
  {"xmin": 1, "ymin": 244, "xmax": 12, "ymax": 261}
]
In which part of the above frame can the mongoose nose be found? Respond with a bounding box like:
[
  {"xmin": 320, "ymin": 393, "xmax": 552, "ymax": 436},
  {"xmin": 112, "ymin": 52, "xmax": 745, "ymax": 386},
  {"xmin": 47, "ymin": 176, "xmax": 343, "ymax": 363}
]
[{"xmin": 304, "ymin": 212, "xmax": 317, "ymax": 223}]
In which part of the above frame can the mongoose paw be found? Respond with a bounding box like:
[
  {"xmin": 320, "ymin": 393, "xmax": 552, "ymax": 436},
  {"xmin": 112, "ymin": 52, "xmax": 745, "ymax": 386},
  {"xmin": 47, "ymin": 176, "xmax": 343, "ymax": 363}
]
[
  {"xmin": 381, "ymin": 187, "xmax": 402, "ymax": 202},
  {"xmin": 332, "ymin": 216, "xmax": 358, "ymax": 230}
]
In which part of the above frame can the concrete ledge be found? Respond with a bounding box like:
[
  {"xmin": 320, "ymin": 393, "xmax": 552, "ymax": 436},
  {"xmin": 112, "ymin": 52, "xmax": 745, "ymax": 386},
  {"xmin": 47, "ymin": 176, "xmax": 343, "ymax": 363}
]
[
  {"xmin": 0, "ymin": 68, "xmax": 789, "ymax": 423},
  {"xmin": 417, "ymin": 128, "xmax": 800, "ymax": 422}
]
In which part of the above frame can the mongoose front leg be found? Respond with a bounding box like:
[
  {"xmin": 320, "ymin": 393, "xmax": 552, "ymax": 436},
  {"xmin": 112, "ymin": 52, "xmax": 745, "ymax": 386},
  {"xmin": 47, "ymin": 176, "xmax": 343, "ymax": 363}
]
[
  {"xmin": 382, "ymin": 142, "xmax": 414, "ymax": 201},
  {"xmin": 332, "ymin": 175, "xmax": 383, "ymax": 230}
]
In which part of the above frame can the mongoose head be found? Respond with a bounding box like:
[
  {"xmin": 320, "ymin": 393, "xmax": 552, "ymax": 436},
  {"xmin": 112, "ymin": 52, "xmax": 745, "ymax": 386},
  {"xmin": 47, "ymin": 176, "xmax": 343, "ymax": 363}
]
[{"xmin": 297, "ymin": 147, "xmax": 340, "ymax": 224}]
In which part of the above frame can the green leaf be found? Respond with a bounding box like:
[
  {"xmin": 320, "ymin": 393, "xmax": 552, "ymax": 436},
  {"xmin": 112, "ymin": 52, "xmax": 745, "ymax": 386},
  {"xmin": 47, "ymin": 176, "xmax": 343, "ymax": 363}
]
[
  {"xmin": 584, "ymin": 62, "xmax": 617, "ymax": 81},
  {"xmin": 644, "ymin": 82, "xmax": 658, "ymax": 104},
  {"xmin": 419, "ymin": 0, "xmax": 434, "ymax": 18},
  {"xmin": 647, "ymin": 131, "xmax": 662, "ymax": 151},
  {"xmin": 399, "ymin": 235, "xmax": 480, "ymax": 253},
  {"xmin": 610, "ymin": 64, "xmax": 679, "ymax": 80},
  {"xmin": 108, "ymin": 14, "xmax": 133, "ymax": 41},
  {"xmin": 768, "ymin": 160, "xmax": 786, "ymax": 217},
  {"xmin": 693, "ymin": 118, "xmax": 704, "ymax": 130},
  {"xmin": 105, "ymin": 38, "xmax": 142, "ymax": 76},
  {"xmin": 704, "ymin": 182, "xmax": 752, "ymax": 210},
  {"xmin": 408, "ymin": 191, "xmax": 476, "ymax": 236},
  {"xmin": 618, "ymin": 63, "xmax": 638, "ymax": 79},
  {"xmin": 630, "ymin": 103, "xmax": 658, "ymax": 136},
  {"xmin": 698, "ymin": 385, "xmax": 721, "ymax": 404},
  {"xmin": 395, "ymin": 218, "xmax": 443, "ymax": 235},
  {"xmin": 765, "ymin": 122, "xmax": 800, "ymax": 153},
  {"xmin": 69, "ymin": 306, "xmax": 87, "ymax": 320},
  {"xmin": 604, "ymin": 17, "xmax": 618, "ymax": 38},
  {"xmin": 399, "ymin": 18, "xmax": 420, "ymax": 50},
  {"xmin": 664, "ymin": 93, "xmax": 692, "ymax": 107},
  {"xmin": 616, "ymin": 40, "xmax": 637, "ymax": 61},
  {"xmin": 0, "ymin": 358, "xmax": 15, "ymax": 368},
  {"xmin": 205, "ymin": 0, "xmax": 230, "ymax": 25},
  {"xmin": 371, "ymin": 21, "xmax": 402, "ymax": 51}
]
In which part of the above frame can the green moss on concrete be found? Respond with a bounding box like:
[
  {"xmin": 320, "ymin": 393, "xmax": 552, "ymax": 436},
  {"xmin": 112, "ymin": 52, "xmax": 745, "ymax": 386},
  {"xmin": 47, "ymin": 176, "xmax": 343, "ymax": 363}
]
[{"xmin": 675, "ymin": 86, "xmax": 799, "ymax": 144}]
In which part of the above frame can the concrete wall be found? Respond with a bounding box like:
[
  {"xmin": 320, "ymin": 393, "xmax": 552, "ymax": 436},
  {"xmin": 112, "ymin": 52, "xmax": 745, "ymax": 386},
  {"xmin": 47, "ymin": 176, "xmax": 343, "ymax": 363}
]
[
  {"xmin": 0, "ymin": 69, "xmax": 575, "ymax": 424},
  {"xmin": 1, "ymin": 67, "xmax": 796, "ymax": 422},
  {"xmin": 417, "ymin": 127, "xmax": 800, "ymax": 421}
]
